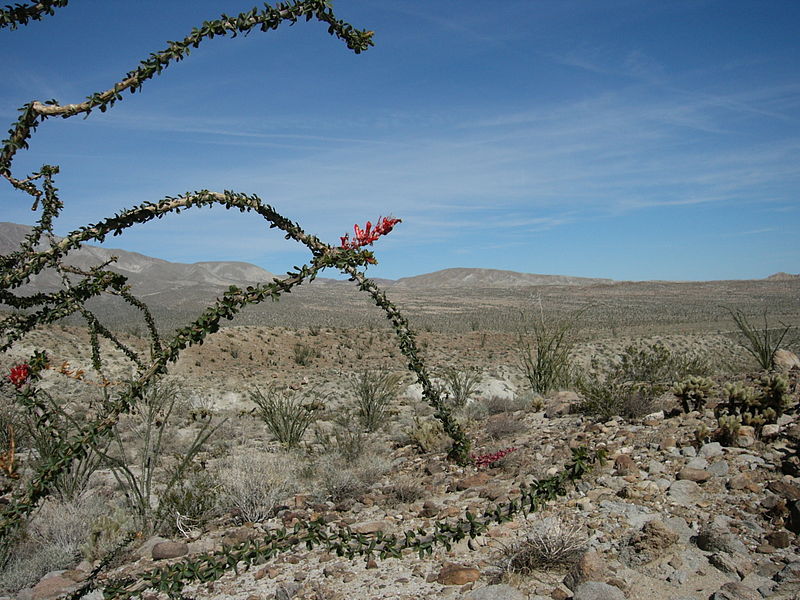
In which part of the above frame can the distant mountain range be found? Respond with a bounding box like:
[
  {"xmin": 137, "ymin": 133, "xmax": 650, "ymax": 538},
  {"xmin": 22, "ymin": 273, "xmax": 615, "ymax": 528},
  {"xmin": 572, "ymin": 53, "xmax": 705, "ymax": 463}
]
[{"xmin": 1, "ymin": 222, "xmax": 796, "ymax": 299}]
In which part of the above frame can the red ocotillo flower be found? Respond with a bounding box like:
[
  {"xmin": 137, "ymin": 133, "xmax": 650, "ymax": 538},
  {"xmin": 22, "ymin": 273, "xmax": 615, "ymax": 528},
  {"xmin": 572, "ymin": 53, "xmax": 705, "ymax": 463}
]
[
  {"xmin": 340, "ymin": 216, "xmax": 401, "ymax": 250},
  {"xmin": 7, "ymin": 364, "xmax": 30, "ymax": 388}
]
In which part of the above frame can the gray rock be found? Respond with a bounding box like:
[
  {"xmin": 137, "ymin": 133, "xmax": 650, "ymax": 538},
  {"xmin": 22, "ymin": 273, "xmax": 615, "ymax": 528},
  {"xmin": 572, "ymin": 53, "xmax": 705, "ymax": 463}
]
[
  {"xmin": 708, "ymin": 460, "xmax": 730, "ymax": 477},
  {"xmin": 681, "ymin": 446, "xmax": 697, "ymax": 458},
  {"xmin": 686, "ymin": 457, "xmax": 709, "ymax": 470},
  {"xmin": 668, "ymin": 479, "xmax": 702, "ymax": 506},
  {"xmin": 572, "ymin": 581, "xmax": 626, "ymax": 600},
  {"xmin": 695, "ymin": 523, "xmax": 748, "ymax": 555},
  {"xmin": 709, "ymin": 581, "xmax": 761, "ymax": 600},
  {"xmin": 700, "ymin": 442, "xmax": 724, "ymax": 458},
  {"xmin": 463, "ymin": 584, "xmax": 526, "ymax": 600},
  {"xmin": 275, "ymin": 583, "xmax": 301, "ymax": 600}
]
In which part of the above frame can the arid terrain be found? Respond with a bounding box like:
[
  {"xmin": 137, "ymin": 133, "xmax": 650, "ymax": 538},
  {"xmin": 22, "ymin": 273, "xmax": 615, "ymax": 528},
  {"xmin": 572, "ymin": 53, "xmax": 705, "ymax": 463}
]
[{"xmin": 2, "ymin": 225, "xmax": 800, "ymax": 600}]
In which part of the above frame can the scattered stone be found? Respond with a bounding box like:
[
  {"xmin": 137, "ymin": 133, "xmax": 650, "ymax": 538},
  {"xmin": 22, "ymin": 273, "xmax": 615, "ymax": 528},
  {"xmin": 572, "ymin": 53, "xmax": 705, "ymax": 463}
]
[
  {"xmin": 677, "ymin": 467, "xmax": 712, "ymax": 483},
  {"xmin": 350, "ymin": 520, "xmax": 386, "ymax": 535},
  {"xmin": 455, "ymin": 472, "xmax": 491, "ymax": 490},
  {"xmin": 765, "ymin": 529, "xmax": 791, "ymax": 548},
  {"xmin": 436, "ymin": 563, "xmax": 480, "ymax": 585},
  {"xmin": 572, "ymin": 581, "xmax": 626, "ymax": 600},
  {"xmin": 622, "ymin": 519, "xmax": 679, "ymax": 566},
  {"xmin": 668, "ymin": 479, "xmax": 702, "ymax": 506},
  {"xmin": 152, "ymin": 541, "xmax": 189, "ymax": 560},
  {"xmin": 614, "ymin": 454, "xmax": 637, "ymax": 476},
  {"xmin": 709, "ymin": 581, "xmax": 761, "ymax": 600},
  {"xmin": 695, "ymin": 523, "xmax": 748, "ymax": 554},
  {"xmin": 463, "ymin": 584, "xmax": 526, "ymax": 600},
  {"xmin": 774, "ymin": 349, "xmax": 800, "ymax": 371},
  {"xmin": 708, "ymin": 460, "xmax": 730, "ymax": 477},
  {"xmin": 700, "ymin": 442, "xmax": 724, "ymax": 458},
  {"xmin": 708, "ymin": 552, "xmax": 754, "ymax": 579},
  {"xmin": 563, "ymin": 551, "xmax": 609, "ymax": 591}
]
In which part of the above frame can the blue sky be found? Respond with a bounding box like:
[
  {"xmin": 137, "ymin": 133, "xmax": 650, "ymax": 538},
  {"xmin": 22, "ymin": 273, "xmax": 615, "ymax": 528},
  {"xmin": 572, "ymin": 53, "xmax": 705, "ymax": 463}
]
[{"xmin": 2, "ymin": 1, "xmax": 799, "ymax": 281}]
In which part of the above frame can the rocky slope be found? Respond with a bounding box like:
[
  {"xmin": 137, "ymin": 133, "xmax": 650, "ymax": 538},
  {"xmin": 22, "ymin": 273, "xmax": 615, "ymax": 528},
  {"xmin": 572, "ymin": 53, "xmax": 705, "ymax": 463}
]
[{"xmin": 11, "ymin": 366, "xmax": 800, "ymax": 600}]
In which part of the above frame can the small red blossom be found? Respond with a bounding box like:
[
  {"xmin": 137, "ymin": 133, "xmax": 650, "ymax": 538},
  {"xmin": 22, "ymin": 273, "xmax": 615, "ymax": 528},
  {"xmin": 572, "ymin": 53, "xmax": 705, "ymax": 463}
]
[
  {"xmin": 472, "ymin": 447, "xmax": 517, "ymax": 469},
  {"xmin": 7, "ymin": 364, "xmax": 30, "ymax": 388},
  {"xmin": 340, "ymin": 216, "xmax": 401, "ymax": 250}
]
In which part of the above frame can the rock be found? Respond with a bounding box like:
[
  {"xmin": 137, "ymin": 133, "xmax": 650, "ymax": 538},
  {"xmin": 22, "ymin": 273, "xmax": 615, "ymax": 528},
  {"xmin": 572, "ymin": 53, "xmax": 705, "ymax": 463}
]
[
  {"xmin": 275, "ymin": 583, "xmax": 300, "ymax": 600},
  {"xmin": 736, "ymin": 426, "xmax": 756, "ymax": 448},
  {"xmin": 700, "ymin": 442, "xmax": 724, "ymax": 458},
  {"xmin": 622, "ymin": 519, "xmax": 679, "ymax": 566},
  {"xmin": 677, "ymin": 467, "xmax": 712, "ymax": 483},
  {"xmin": 695, "ymin": 523, "xmax": 747, "ymax": 554},
  {"xmin": 455, "ymin": 472, "xmax": 491, "ymax": 490},
  {"xmin": 31, "ymin": 576, "xmax": 77, "ymax": 600},
  {"xmin": 659, "ymin": 436, "xmax": 677, "ymax": 450},
  {"xmin": 436, "ymin": 563, "xmax": 480, "ymax": 585},
  {"xmin": 572, "ymin": 581, "xmax": 626, "ymax": 600},
  {"xmin": 463, "ymin": 584, "xmax": 526, "ymax": 600},
  {"xmin": 765, "ymin": 530, "xmax": 791, "ymax": 548},
  {"xmin": 709, "ymin": 581, "xmax": 761, "ymax": 600},
  {"xmin": 152, "ymin": 541, "xmax": 189, "ymax": 560},
  {"xmin": 708, "ymin": 460, "xmax": 730, "ymax": 477},
  {"xmin": 762, "ymin": 423, "xmax": 781, "ymax": 439},
  {"xmin": 767, "ymin": 479, "xmax": 800, "ymax": 501},
  {"xmin": 563, "ymin": 551, "xmax": 609, "ymax": 591},
  {"xmin": 728, "ymin": 472, "xmax": 758, "ymax": 491},
  {"xmin": 774, "ymin": 349, "xmax": 800, "ymax": 371},
  {"xmin": 708, "ymin": 553, "xmax": 754, "ymax": 579},
  {"xmin": 420, "ymin": 500, "xmax": 440, "ymax": 518},
  {"xmin": 614, "ymin": 454, "xmax": 637, "ymax": 476},
  {"xmin": 668, "ymin": 479, "xmax": 702, "ymax": 506},
  {"xmin": 686, "ymin": 457, "xmax": 709, "ymax": 469},
  {"xmin": 350, "ymin": 520, "xmax": 386, "ymax": 534}
]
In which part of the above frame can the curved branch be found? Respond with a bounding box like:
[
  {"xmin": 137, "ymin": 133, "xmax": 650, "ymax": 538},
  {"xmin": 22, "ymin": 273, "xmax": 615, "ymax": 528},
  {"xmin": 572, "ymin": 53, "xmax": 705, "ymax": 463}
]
[
  {"xmin": 0, "ymin": 1, "xmax": 373, "ymax": 174},
  {"xmin": 0, "ymin": 0, "xmax": 68, "ymax": 31}
]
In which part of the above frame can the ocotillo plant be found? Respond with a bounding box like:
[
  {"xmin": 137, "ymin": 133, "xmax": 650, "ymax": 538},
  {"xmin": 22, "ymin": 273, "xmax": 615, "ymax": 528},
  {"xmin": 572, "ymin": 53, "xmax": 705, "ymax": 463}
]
[{"xmin": 0, "ymin": 0, "xmax": 469, "ymax": 563}]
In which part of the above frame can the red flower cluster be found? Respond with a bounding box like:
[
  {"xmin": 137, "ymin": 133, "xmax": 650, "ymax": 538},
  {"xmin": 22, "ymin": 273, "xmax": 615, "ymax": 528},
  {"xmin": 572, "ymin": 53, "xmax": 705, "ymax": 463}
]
[
  {"xmin": 7, "ymin": 364, "xmax": 30, "ymax": 388},
  {"xmin": 340, "ymin": 216, "xmax": 401, "ymax": 250},
  {"xmin": 472, "ymin": 446, "xmax": 517, "ymax": 469}
]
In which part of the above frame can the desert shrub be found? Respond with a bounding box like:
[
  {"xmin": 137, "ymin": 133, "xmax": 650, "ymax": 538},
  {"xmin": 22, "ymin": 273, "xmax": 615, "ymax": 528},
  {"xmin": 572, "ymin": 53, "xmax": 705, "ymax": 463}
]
[
  {"xmin": 292, "ymin": 343, "xmax": 316, "ymax": 366},
  {"xmin": 497, "ymin": 515, "xmax": 586, "ymax": 575},
  {"xmin": 577, "ymin": 341, "xmax": 710, "ymax": 419},
  {"xmin": 440, "ymin": 366, "xmax": 482, "ymax": 408},
  {"xmin": 0, "ymin": 496, "xmax": 108, "ymax": 594},
  {"xmin": 485, "ymin": 413, "xmax": 527, "ymax": 440},
  {"xmin": 216, "ymin": 451, "xmax": 298, "ymax": 523},
  {"xmin": 406, "ymin": 416, "xmax": 452, "ymax": 453},
  {"xmin": 348, "ymin": 369, "xmax": 402, "ymax": 432},
  {"xmin": 516, "ymin": 308, "xmax": 583, "ymax": 395},
  {"xmin": 728, "ymin": 308, "xmax": 794, "ymax": 371},
  {"xmin": 313, "ymin": 451, "xmax": 391, "ymax": 503},
  {"xmin": 250, "ymin": 385, "xmax": 324, "ymax": 448},
  {"xmin": 159, "ymin": 467, "xmax": 219, "ymax": 537},
  {"xmin": 384, "ymin": 477, "xmax": 425, "ymax": 505},
  {"xmin": 311, "ymin": 413, "xmax": 367, "ymax": 462}
]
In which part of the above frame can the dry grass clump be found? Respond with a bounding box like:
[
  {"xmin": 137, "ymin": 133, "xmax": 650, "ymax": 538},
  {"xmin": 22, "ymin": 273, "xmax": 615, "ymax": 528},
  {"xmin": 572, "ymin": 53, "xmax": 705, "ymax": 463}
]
[{"xmin": 498, "ymin": 516, "xmax": 586, "ymax": 575}]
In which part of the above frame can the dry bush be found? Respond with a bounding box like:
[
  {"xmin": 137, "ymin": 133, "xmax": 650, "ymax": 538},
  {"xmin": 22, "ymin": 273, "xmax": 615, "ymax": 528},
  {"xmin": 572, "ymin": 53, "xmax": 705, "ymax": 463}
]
[
  {"xmin": 313, "ymin": 452, "xmax": 391, "ymax": 503},
  {"xmin": 384, "ymin": 477, "xmax": 425, "ymax": 505},
  {"xmin": 485, "ymin": 413, "xmax": 527, "ymax": 440},
  {"xmin": 498, "ymin": 515, "xmax": 586, "ymax": 575},
  {"xmin": 0, "ymin": 495, "xmax": 109, "ymax": 594},
  {"xmin": 216, "ymin": 451, "xmax": 299, "ymax": 523}
]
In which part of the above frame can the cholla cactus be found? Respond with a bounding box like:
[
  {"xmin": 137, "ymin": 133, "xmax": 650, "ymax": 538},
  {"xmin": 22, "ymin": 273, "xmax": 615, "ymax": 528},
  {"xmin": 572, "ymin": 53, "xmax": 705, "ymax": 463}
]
[
  {"xmin": 717, "ymin": 414, "xmax": 742, "ymax": 447},
  {"xmin": 673, "ymin": 376, "xmax": 715, "ymax": 413},
  {"xmin": 715, "ymin": 374, "xmax": 793, "ymax": 444}
]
